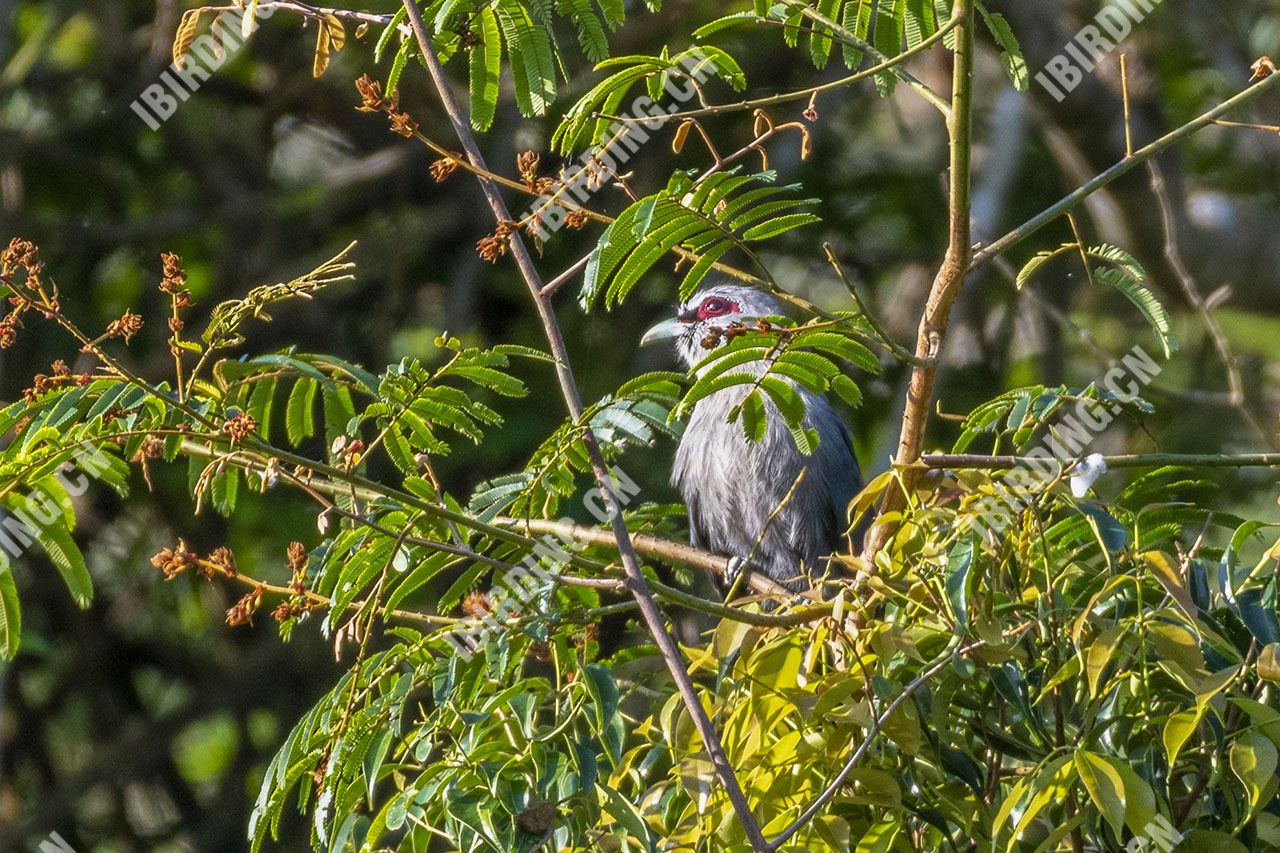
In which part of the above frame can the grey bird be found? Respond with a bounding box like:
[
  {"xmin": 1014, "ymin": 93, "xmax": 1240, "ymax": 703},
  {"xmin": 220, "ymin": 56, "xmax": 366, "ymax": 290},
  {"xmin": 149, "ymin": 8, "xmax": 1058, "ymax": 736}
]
[{"xmin": 641, "ymin": 282, "xmax": 862, "ymax": 593}]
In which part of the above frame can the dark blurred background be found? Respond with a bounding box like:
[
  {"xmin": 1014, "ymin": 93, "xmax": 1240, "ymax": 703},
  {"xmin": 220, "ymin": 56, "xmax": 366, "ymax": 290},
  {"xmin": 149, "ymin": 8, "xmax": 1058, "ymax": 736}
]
[{"xmin": 3, "ymin": 0, "xmax": 1280, "ymax": 849}]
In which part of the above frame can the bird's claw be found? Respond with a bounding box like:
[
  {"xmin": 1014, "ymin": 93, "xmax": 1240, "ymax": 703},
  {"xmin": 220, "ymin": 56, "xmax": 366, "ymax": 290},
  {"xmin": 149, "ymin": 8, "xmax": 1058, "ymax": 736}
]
[{"xmin": 724, "ymin": 556, "xmax": 750, "ymax": 598}]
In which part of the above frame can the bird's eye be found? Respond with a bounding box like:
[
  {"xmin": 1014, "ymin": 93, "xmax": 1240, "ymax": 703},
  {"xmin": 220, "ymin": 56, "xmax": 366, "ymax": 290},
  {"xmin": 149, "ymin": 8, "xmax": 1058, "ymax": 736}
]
[{"xmin": 697, "ymin": 297, "xmax": 736, "ymax": 320}]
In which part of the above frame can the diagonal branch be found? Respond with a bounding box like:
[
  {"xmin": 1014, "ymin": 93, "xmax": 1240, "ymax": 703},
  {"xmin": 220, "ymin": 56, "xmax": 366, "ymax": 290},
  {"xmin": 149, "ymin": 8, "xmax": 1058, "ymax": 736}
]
[
  {"xmin": 969, "ymin": 70, "xmax": 1280, "ymax": 272},
  {"xmin": 766, "ymin": 638, "xmax": 988, "ymax": 849},
  {"xmin": 396, "ymin": 2, "xmax": 769, "ymax": 847},
  {"xmin": 866, "ymin": 0, "xmax": 974, "ymax": 556}
]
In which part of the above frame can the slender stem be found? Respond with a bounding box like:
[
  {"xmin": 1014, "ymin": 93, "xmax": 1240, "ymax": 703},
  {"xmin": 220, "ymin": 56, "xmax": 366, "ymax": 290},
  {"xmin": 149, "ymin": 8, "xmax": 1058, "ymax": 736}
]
[
  {"xmin": 767, "ymin": 639, "xmax": 987, "ymax": 850},
  {"xmin": 398, "ymin": 3, "xmax": 768, "ymax": 845},
  {"xmin": 203, "ymin": 2, "xmax": 402, "ymax": 29},
  {"xmin": 1120, "ymin": 54, "xmax": 1134, "ymax": 158},
  {"xmin": 1145, "ymin": 161, "xmax": 1271, "ymax": 446},
  {"xmin": 605, "ymin": 14, "xmax": 961, "ymax": 128},
  {"xmin": 199, "ymin": 557, "xmax": 455, "ymax": 626},
  {"xmin": 823, "ymin": 244, "xmax": 928, "ymax": 367},
  {"xmin": 919, "ymin": 452, "xmax": 1280, "ymax": 470},
  {"xmin": 500, "ymin": 517, "xmax": 797, "ymax": 598},
  {"xmin": 970, "ymin": 70, "xmax": 1280, "ymax": 271},
  {"xmin": 781, "ymin": 0, "xmax": 951, "ymax": 117}
]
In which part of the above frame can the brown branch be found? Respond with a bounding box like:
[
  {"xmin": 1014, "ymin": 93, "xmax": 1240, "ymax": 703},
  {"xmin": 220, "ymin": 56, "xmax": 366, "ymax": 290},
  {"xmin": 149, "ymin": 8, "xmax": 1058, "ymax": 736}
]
[
  {"xmin": 866, "ymin": 0, "xmax": 973, "ymax": 557},
  {"xmin": 397, "ymin": 3, "xmax": 768, "ymax": 844}
]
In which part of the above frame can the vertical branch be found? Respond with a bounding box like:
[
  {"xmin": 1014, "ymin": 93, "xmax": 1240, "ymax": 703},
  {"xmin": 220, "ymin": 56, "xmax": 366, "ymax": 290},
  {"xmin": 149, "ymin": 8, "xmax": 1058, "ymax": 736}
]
[
  {"xmin": 396, "ymin": 3, "xmax": 769, "ymax": 848},
  {"xmin": 867, "ymin": 0, "xmax": 974, "ymax": 555}
]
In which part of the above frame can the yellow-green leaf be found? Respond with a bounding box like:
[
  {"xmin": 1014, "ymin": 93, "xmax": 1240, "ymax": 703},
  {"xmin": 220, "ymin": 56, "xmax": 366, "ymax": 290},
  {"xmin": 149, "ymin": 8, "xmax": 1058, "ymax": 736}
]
[{"xmin": 1075, "ymin": 750, "xmax": 1126, "ymax": 837}]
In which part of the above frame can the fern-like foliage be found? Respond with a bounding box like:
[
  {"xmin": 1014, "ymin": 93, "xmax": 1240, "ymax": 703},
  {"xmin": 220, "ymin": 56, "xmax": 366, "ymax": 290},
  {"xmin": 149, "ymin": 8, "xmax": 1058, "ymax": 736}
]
[
  {"xmin": 952, "ymin": 382, "xmax": 1155, "ymax": 455},
  {"xmin": 552, "ymin": 46, "xmax": 746, "ymax": 153},
  {"xmin": 674, "ymin": 320, "xmax": 877, "ymax": 452},
  {"xmin": 471, "ymin": 371, "xmax": 682, "ymax": 520},
  {"xmin": 1017, "ymin": 241, "xmax": 1176, "ymax": 357},
  {"xmin": 580, "ymin": 170, "xmax": 818, "ymax": 310},
  {"xmin": 374, "ymin": 0, "xmax": 643, "ymax": 131},
  {"xmin": 694, "ymin": 0, "xmax": 1026, "ymax": 94},
  {"xmin": 356, "ymin": 339, "xmax": 549, "ymax": 478}
]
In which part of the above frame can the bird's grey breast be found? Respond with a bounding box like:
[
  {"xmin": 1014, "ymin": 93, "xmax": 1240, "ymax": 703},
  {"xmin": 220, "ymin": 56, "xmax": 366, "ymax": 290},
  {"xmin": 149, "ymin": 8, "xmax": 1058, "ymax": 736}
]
[{"xmin": 673, "ymin": 367, "xmax": 862, "ymax": 585}]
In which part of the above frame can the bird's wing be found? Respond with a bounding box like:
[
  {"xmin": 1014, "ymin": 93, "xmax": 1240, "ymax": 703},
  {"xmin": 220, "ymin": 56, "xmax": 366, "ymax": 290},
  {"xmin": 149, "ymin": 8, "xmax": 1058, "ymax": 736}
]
[{"xmin": 808, "ymin": 396, "xmax": 864, "ymax": 556}]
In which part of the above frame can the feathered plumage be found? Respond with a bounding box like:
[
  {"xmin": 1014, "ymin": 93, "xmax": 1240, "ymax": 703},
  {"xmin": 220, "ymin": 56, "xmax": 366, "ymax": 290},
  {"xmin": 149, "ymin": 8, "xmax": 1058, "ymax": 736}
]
[{"xmin": 643, "ymin": 283, "xmax": 862, "ymax": 592}]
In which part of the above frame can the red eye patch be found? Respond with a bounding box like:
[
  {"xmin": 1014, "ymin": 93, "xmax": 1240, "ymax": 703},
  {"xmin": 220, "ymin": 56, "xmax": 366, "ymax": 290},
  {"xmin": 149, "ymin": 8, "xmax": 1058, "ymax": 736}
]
[{"xmin": 696, "ymin": 297, "xmax": 738, "ymax": 320}]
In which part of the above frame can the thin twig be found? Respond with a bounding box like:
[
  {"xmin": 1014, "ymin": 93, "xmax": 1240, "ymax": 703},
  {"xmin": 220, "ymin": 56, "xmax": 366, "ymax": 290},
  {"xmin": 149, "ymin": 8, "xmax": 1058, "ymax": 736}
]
[
  {"xmin": 971, "ymin": 70, "xmax": 1280, "ymax": 271},
  {"xmin": 1145, "ymin": 161, "xmax": 1273, "ymax": 445},
  {"xmin": 397, "ymin": 2, "xmax": 769, "ymax": 845},
  {"xmin": 823, "ymin": 244, "xmax": 930, "ymax": 367},
  {"xmin": 603, "ymin": 14, "xmax": 961, "ymax": 128},
  {"xmin": 1120, "ymin": 54, "xmax": 1133, "ymax": 158},
  {"xmin": 919, "ymin": 451, "xmax": 1280, "ymax": 470},
  {"xmin": 766, "ymin": 639, "xmax": 987, "ymax": 849}
]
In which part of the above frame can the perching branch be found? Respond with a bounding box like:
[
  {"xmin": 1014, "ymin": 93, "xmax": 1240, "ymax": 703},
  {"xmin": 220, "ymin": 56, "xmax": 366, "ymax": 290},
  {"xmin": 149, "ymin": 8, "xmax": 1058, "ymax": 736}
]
[
  {"xmin": 920, "ymin": 451, "xmax": 1280, "ymax": 471},
  {"xmin": 397, "ymin": 2, "xmax": 770, "ymax": 846}
]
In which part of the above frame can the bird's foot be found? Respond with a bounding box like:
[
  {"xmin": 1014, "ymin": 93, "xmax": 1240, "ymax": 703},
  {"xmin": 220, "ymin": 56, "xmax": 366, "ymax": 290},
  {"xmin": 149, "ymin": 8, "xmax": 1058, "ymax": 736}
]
[{"xmin": 723, "ymin": 556, "xmax": 750, "ymax": 598}]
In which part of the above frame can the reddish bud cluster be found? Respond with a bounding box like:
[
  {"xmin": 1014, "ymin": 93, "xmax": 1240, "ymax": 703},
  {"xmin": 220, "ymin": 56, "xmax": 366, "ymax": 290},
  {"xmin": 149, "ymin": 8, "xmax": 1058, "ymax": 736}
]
[
  {"xmin": 207, "ymin": 546, "xmax": 237, "ymax": 577},
  {"xmin": 221, "ymin": 412, "xmax": 257, "ymax": 444},
  {"xmin": 461, "ymin": 590, "xmax": 492, "ymax": 619},
  {"xmin": 271, "ymin": 541, "xmax": 316, "ymax": 623},
  {"xmin": 151, "ymin": 541, "xmax": 238, "ymax": 582},
  {"xmin": 700, "ymin": 318, "xmax": 791, "ymax": 350},
  {"xmin": 476, "ymin": 220, "xmax": 520, "ymax": 264},
  {"xmin": 151, "ymin": 540, "xmax": 200, "ymax": 580},
  {"xmin": 226, "ymin": 584, "xmax": 264, "ymax": 627},
  {"xmin": 159, "ymin": 252, "xmax": 189, "ymax": 295},
  {"xmin": 1, "ymin": 238, "xmax": 39, "ymax": 277},
  {"xmin": 354, "ymin": 74, "xmax": 418, "ymax": 138},
  {"xmin": 139, "ymin": 434, "xmax": 165, "ymax": 460},
  {"xmin": 0, "ymin": 237, "xmax": 46, "ymax": 348},
  {"xmin": 430, "ymin": 155, "xmax": 463, "ymax": 183},
  {"xmin": 106, "ymin": 311, "xmax": 144, "ymax": 343},
  {"xmin": 24, "ymin": 360, "xmax": 90, "ymax": 403},
  {"xmin": 516, "ymin": 150, "xmax": 541, "ymax": 189}
]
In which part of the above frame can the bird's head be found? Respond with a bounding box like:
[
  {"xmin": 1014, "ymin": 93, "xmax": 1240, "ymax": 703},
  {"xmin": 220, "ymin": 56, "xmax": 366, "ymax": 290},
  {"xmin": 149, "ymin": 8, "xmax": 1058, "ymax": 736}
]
[{"xmin": 640, "ymin": 283, "xmax": 785, "ymax": 369}]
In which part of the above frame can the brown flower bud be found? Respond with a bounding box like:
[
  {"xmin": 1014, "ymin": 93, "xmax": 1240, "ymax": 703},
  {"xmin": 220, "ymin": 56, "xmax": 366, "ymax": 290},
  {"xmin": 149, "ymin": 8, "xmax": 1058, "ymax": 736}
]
[
  {"xmin": 354, "ymin": 74, "xmax": 393, "ymax": 112},
  {"xmin": 207, "ymin": 546, "xmax": 237, "ymax": 577},
  {"xmin": 516, "ymin": 150, "xmax": 541, "ymax": 187},
  {"xmin": 151, "ymin": 540, "xmax": 199, "ymax": 580},
  {"xmin": 286, "ymin": 541, "xmax": 308, "ymax": 573},
  {"xmin": 1, "ymin": 238, "xmax": 38, "ymax": 276},
  {"xmin": 225, "ymin": 584, "xmax": 265, "ymax": 627},
  {"xmin": 159, "ymin": 252, "xmax": 189, "ymax": 294},
  {"xmin": 430, "ymin": 156, "xmax": 462, "ymax": 182},
  {"xmin": 141, "ymin": 434, "xmax": 164, "ymax": 459},
  {"xmin": 476, "ymin": 233, "xmax": 509, "ymax": 264},
  {"xmin": 388, "ymin": 110, "xmax": 419, "ymax": 138},
  {"xmin": 221, "ymin": 412, "xmax": 257, "ymax": 444},
  {"xmin": 461, "ymin": 590, "xmax": 492, "ymax": 618},
  {"xmin": 106, "ymin": 311, "xmax": 144, "ymax": 343}
]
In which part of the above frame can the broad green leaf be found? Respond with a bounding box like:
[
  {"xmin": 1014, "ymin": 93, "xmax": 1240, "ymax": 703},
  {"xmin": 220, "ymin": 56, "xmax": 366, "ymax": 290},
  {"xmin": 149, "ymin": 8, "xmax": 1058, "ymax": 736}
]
[{"xmin": 1074, "ymin": 750, "xmax": 1126, "ymax": 838}]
